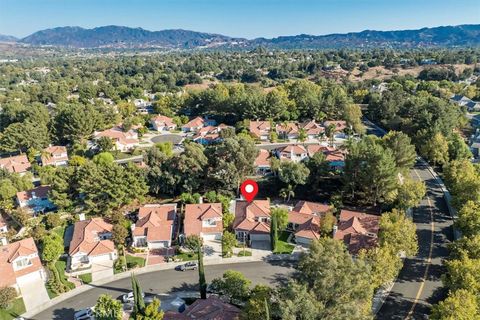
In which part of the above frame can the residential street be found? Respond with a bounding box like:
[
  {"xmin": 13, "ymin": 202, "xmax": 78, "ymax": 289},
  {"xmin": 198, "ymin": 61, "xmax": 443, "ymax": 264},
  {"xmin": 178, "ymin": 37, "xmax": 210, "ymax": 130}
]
[
  {"xmin": 30, "ymin": 261, "xmax": 295, "ymax": 320},
  {"xmin": 376, "ymin": 162, "xmax": 453, "ymax": 319}
]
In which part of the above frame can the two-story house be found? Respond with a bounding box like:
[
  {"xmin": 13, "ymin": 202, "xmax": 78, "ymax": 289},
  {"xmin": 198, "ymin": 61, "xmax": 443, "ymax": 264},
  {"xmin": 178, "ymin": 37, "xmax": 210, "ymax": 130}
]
[
  {"xmin": 249, "ymin": 121, "xmax": 271, "ymax": 141},
  {"xmin": 276, "ymin": 145, "xmax": 308, "ymax": 162},
  {"xmin": 287, "ymin": 201, "xmax": 331, "ymax": 246},
  {"xmin": 182, "ymin": 117, "xmax": 206, "ymax": 133},
  {"xmin": 151, "ymin": 115, "xmax": 177, "ymax": 132},
  {"xmin": 41, "ymin": 145, "xmax": 69, "ymax": 166},
  {"xmin": 233, "ymin": 200, "xmax": 271, "ymax": 246},
  {"xmin": 16, "ymin": 186, "xmax": 55, "ymax": 215},
  {"xmin": 68, "ymin": 217, "xmax": 117, "ymax": 272},
  {"xmin": 132, "ymin": 204, "xmax": 177, "ymax": 249},
  {"xmin": 0, "ymin": 154, "xmax": 31, "ymax": 175},
  {"xmin": 0, "ymin": 238, "xmax": 48, "ymax": 309},
  {"xmin": 300, "ymin": 120, "xmax": 324, "ymax": 140},
  {"xmin": 184, "ymin": 203, "xmax": 223, "ymax": 241},
  {"xmin": 254, "ymin": 149, "xmax": 271, "ymax": 175},
  {"xmin": 333, "ymin": 210, "xmax": 380, "ymax": 255},
  {"xmin": 276, "ymin": 122, "xmax": 299, "ymax": 140},
  {"xmin": 93, "ymin": 126, "xmax": 140, "ymax": 152}
]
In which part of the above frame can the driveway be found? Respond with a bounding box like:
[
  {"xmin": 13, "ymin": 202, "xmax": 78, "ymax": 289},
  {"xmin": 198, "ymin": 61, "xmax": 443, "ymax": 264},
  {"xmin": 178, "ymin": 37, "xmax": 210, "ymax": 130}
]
[
  {"xmin": 16, "ymin": 273, "xmax": 50, "ymax": 311},
  {"xmin": 91, "ymin": 260, "xmax": 114, "ymax": 282},
  {"xmin": 203, "ymin": 240, "xmax": 222, "ymax": 258}
]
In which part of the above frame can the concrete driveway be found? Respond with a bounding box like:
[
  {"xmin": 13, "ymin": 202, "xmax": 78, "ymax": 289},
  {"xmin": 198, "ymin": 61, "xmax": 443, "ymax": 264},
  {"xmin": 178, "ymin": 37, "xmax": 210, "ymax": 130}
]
[
  {"xmin": 203, "ymin": 240, "xmax": 222, "ymax": 258},
  {"xmin": 91, "ymin": 260, "xmax": 114, "ymax": 282},
  {"xmin": 16, "ymin": 274, "xmax": 50, "ymax": 311}
]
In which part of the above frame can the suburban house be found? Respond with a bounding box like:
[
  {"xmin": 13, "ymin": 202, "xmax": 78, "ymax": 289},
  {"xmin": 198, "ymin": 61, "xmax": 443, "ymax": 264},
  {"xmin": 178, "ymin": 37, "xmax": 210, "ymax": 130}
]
[
  {"xmin": 0, "ymin": 215, "xmax": 8, "ymax": 245},
  {"xmin": 0, "ymin": 154, "xmax": 31, "ymax": 175},
  {"xmin": 233, "ymin": 200, "xmax": 271, "ymax": 246},
  {"xmin": 254, "ymin": 149, "xmax": 271, "ymax": 175},
  {"xmin": 466, "ymin": 100, "xmax": 480, "ymax": 112},
  {"xmin": 249, "ymin": 120, "xmax": 271, "ymax": 141},
  {"xmin": 164, "ymin": 295, "xmax": 240, "ymax": 320},
  {"xmin": 93, "ymin": 126, "xmax": 140, "ymax": 152},
  {"xmin": 450, "ymin": 94, "xmax": 472, "ymax": 106},
  {"xmin": 151, "ymin": 115, "xmax": 177, "ymax": 132},
  {"xmin": 288, "ymin": 201, "xmax": 331, "ymax": 245},
  {"xmin": 131, "ymin": 204, "xmax": 177, "ymax": 249},
  {"xmin": 182, "ymin": 117, "xmax": 206, "ymax": 133},
  {"xmin": 275, "ymin": 144, "xmax": 308, "ymax": 162},
  {"xmin": 68, "ymin": 217, "xmax": 117, "ymax": 272},
  {"xmin": 0, "ymin": 237, "xmax": 47, "ymax": 294},
  {"xmin": 41, "ymin": 145, "xmax": 69, "ymax": 166},
  {"xmin": 306, "ymin": 144, "xmax": 345, "ymax": 170},
  {"xmin": 184, "ymin": 203, "xmax": 223, "ymax": 241},
  {"xmin": 276, "ymin": 122, "xmax": 299, "ymax": 140},
  {"xmin": 333, "ymin": 210, "xmax": 380, "ymax": 255},
  {"xmin": 16, "ymin": 186, "xmax": 55, "ymax": 214},
  {"xmin": 324, "ymin": 120, "xmax": 348, "ymax": 136},
  {"xmin": 300, "ymin": 120, "xmax": 325, "ymax": 139}
]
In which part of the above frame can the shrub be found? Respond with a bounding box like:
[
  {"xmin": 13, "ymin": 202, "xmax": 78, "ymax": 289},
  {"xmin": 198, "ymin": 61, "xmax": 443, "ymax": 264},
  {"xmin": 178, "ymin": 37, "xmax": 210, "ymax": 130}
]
[
  {"xmin": 238, "ymin": 250, "xmax": 252, "ymax": 257},
  {"xmin": 0, "ymin": 287, "xmax": 17, "ymax": 308},
  {"xmin": 45, "ymin": 213, "xmax": 62, "ymax": 229}
]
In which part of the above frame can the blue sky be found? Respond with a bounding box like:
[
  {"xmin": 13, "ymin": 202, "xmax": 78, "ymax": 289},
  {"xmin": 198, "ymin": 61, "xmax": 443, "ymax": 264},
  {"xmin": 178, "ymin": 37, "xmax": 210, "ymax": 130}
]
[{"xmin": 0, "ymin": 0, "xmax": 479, "ymax": 38}]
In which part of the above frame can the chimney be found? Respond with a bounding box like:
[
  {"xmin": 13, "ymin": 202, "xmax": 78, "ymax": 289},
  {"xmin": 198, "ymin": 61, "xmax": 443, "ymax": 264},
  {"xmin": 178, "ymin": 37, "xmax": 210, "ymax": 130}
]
[
  {"xmin": 31, "ymin": 191, "xmax": 36, "ymax": 199},
  {"xmin": 79, "ymin": 213, "xmax": 86, "ymax": 221},
  {"xmin": 333, "ymin": 225, "xmax": 338, "ymax": 237},
  {"xmin": 198, "ymin": 196, "xmax": 203, "ymax": 204}
]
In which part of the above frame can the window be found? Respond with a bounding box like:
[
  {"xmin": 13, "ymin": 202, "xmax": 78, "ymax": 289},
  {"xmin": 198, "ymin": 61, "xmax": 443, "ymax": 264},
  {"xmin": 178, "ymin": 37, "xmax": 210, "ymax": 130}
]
[{"xmin": 15, "ymin": 257, "xmax": 32, "ymax": 269}]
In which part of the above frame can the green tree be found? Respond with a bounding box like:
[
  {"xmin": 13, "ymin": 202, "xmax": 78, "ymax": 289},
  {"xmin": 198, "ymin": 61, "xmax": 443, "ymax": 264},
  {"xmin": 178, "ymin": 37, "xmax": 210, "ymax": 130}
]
[
  {"xmin": 131, "ymin": 273, "xmax": 145, "ymax": 316},
  {"xmin": 447, "ymin": 132, "xmax": 472, "ymax": 161},
  {"xmin": 396, "ymin": 178, "xmax": 426, "ymax": 210},
  {"xmin": 94, "ymin": 294, "xmax": 123, "ymax": 320},
  {"xmin": 45, "ymin": 213, "xmax": 62, "ymax": 229},
  {"xmin": 223, "ymin": 212, "xmax": 235, "ymax": 230},
  {"xmin": 270, "ymin": 207, "xmax": 289, "ymax": 231},
  {"xmin": 448, "ymin": 235, "xmax": 480, "ymax": 260},
  {"xmin": 210, "ymin": 270, "xmax": 251, "ymax": 304},
  {"xmin": 278, "ymin": 161, "xmax": 310, "ymax": 190},
  {"xmin": 382, "ymin": 131, "xmax": 416, "ymax": 169},
  {"xmin": 0, "ymin": 121, "xmax": 50, "ymax": 153},
  {"xmin": 241, "ymin": 284, "xmax": 272, "ymax": 320},
  {"xmin": 430, "ymin": 289, "xmax": 480, "ymax": 320},
  {"xmin": 443, "ymin": 255, "xmax": 480, "ymax": 295},
  {"xmin": 297, "ymin": 128, "xmax": 307, "ymax": 142},
  {"xmin": 270, "ymin": 215, "xmax": 278, "ymax": 251},
  {"xmin": 297, "ymin": 238, "xmax": 373, "ymax": 319},
  {"xmin": 319, "ymin": 211, "xmax": 336, "ymax": 236},
  {"xmin": 97, "ymin": 136, "xmax": 114, "ymax": 153},
  {"xmin": 155, "ymin": 142, "xmax": 173, "ymax": 157},
  {"xmin": 443, "ymin": 160, "xmax": 480, "ymax": 209},
  {"xmin": 420, "ymin": 132, "xmax": 449, "ymax": 166},
  {"xmin": 359, "ymin": 246, "xmax": 402, "ymax": 290},
  {"xmin": 275, "ymin": 281, "xmax": 319, "ymax": 320},
  {"xmin": 379, "ymin": 209, "xmax": 418, "ymax": 256},
  {"xmin": 0, "ymin": 287, "xmax": 17, "ymax": 309},
  {"xmin": 221, "ymin": 231, "xmax": 237, "ymax": 257},
  {"xmin": 93, "ymin": 152, "xmax": 115, "ymax": 165},
  {"xmin": 112, "ymin": 224, "xmax": 128, "ymax": 246},
  {"xmin": 41, "ymin": 233, "xmax": 64, "ymax": 263},
  {"xmin": 184, "ymin": 235, "xmax": 203, "ymax": 252},
  {"xmin": 455, "ymin": 201, "xmax": 480, "ymax": 237},
  {"xmin": 135, "ymin": 298, "xmax": 164, "ymax": 320},
  {"xmin": 198, "ymin": 245, "xmax": 207, "ymax": 299}
]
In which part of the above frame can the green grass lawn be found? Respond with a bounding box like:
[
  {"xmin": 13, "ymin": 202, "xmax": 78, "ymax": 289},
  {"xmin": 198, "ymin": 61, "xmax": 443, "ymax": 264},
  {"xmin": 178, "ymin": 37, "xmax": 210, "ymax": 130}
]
[
  {"xmin": 55, "ymin": 259, "xmax": 76, "ymax": 290},
  {"xmin": 174, "ymin": 252, "xmax": 198, "ymax": 261},
  {"xmin": 126, "ymin": 255, "xmax": 146, "ymax": 268},
  {"xmin": 52, "ymin": 225, "xmax": 66, "ymax": 238},
  {"xmin": 0, "ymin": 298, "xmax": 26, "ymax": 320},
  {"xmin": 78, "ymin": 273, "xmax": 92, "ymax": 284},
  {"xmin": 274, "ymin": 231, "xmax": 295, "ymax": 254}
]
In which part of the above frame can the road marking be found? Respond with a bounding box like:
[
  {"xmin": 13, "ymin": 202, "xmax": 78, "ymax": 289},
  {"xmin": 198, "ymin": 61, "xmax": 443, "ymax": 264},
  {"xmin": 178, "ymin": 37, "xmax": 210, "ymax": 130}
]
[{"xmin": 406, "ymin": 169, "xmax": 435, "ymax": 319}]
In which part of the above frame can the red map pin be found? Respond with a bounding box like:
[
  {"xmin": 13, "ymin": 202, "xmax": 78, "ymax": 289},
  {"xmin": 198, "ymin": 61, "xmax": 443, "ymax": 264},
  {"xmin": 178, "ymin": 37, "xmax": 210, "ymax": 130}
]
[{"xmin": 240, "ymin": 179, "xmax": 258, "ymax": 202}]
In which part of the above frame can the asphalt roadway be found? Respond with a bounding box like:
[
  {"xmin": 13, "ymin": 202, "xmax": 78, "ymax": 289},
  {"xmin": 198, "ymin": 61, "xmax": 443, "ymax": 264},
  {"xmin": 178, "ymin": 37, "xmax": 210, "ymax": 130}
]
[
  {"xmin": 30, "ymin": 260, "xmax": 295, "ymax": 320},
  {"xmin": 376, "ymin": 162, "xmax": 453, "ymax": 320}
]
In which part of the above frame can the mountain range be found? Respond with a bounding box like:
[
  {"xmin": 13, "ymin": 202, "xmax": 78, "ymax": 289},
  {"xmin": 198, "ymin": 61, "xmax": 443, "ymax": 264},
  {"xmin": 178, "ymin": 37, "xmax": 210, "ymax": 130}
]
[{"xmin": 3, "ymin": 24, "xmax": 480, "ymax": 49}]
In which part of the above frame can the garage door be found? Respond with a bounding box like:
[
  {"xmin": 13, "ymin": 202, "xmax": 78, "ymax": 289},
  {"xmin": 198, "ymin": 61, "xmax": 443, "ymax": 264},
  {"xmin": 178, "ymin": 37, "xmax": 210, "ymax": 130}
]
[
  {"xmin": 202, "ymin": 233, "xmax": 221, "ymax": 240},
  {"xmin": 90, "ymin": 253, "xmax": 111, "ymax": 263},
  {"xmin": 149, "ymin": 241, "xmax": 168, "ymax": 249}
]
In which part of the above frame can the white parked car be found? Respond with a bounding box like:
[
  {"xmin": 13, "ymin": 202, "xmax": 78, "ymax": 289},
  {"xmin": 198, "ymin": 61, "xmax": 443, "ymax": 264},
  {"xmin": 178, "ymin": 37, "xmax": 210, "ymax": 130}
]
[
  {"xmin": 122, "ymin": 291, "xmax": 145, "ymax": 303},
  {"xmin": 74, "ymin": 307, "xmax": 95, "ymax": 320}
]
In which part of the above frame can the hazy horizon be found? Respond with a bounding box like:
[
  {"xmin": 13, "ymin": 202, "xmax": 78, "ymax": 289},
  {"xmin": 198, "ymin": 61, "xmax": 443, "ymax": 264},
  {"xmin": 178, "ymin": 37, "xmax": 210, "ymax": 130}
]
[{"xmin": 1, "ymin": 0, "xmax": 479, "ymax": 39}]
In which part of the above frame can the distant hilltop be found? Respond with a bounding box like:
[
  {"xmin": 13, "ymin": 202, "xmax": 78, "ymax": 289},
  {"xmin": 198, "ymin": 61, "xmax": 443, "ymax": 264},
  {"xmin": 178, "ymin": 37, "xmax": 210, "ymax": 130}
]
[{"xmin": 2, "ymin": 24, "xmax": 480, "ymax": 49}]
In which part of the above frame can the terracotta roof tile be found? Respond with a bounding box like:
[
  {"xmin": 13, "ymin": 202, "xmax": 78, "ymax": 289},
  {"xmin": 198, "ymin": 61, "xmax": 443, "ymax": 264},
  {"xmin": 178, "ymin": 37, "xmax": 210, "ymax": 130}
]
[
  {"xmin": 164, "ymin": 296, "xmax": 240, "ymax": 320},
  {"xmin": 69, "ymin": 218, "xmax": 115, "ymax": 256},
  {"xmin": 0, "ymin": 238, "xmax": 42, "ymax": 287},
  {"xmin": 233, "ymin": 200, "xmax": 270, "ymax": 234},
  {"xmin": 334, "ymin": 210, "xmax": 380, "ymax": 254},
  {"xmin": 134, "ymin": 204, "xmax": 176, "ymax": 242},
  {"xmin": 0, "ymin": 155, "xmax": 31, "ymax": 174},
  {"xmin": 184, "ymin": 203, "xmax": 223, "ymax": 237}
]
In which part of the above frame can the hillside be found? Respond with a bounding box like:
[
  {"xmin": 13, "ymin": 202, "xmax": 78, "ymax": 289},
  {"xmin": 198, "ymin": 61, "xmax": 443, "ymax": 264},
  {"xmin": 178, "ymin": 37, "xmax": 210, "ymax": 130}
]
[
  {"xmin": 0, "ymin": 34, "xmax": 18, "ymax": 42},
  {"xmin": 17, "ymin": 24, "xmax": 480, "ymax": 49}
]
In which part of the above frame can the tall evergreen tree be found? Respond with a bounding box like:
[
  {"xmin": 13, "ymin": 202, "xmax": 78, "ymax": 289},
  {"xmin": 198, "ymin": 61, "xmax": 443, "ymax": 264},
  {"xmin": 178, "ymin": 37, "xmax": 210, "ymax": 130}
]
[
  {"xmin": 198, "ymin": 245, "xmax": 207, "ymax": 299},
  {"xmin": 131, "ymin": 273, "xmax": 145, "ymax": 316},
  {"xmin": 270, "ymin": 215, "xmax": 278, "ymax": 251}
]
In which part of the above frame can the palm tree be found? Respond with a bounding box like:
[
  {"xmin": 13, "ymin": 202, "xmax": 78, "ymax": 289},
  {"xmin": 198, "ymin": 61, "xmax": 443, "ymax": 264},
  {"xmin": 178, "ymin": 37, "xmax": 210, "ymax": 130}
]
[{"xmin": 279, "ymin": 185, "xmax": 295, "ymax": 203}]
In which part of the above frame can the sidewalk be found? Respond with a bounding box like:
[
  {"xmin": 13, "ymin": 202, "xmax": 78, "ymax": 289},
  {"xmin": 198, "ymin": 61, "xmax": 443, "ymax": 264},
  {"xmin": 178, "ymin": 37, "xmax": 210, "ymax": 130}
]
[{"xmin": 22, "ymin": 253, "xmax": 300, "ymax": 318}]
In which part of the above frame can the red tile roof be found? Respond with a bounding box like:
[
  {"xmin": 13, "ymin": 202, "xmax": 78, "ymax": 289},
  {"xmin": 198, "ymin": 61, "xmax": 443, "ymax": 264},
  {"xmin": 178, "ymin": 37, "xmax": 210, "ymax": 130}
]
[
  {"xmin": 182, "ymin": 117, "xmax": 205, "ymax": 129},
  {"xmin": 300, "ymin": 120, "xmax": 325, "ymax": 135},
  {"xmin": 94, "ymin": 127, "xmax": 139, "ymax": 146},
  {"xmin": 0, "ymin": 238, "xmax": 43, "ymax": 287},
  {"xmin": 276, "ymin": 122, "xmax": 299, "ymax": 135},
  {"xmin": 233, "ymin": 200, "xmax": 271, "ymax": 234},
  {"xmin": 184, "ymin": 203, "xmax": 223, "ymax": 237},
  {"xmin": 164, "ymin": 296, "xmax": 240, "ymax": 320},
  {"xmin": 334, "ymin": 210, "xmax": 380, "ymax": 254},
  {"xmin": 293, "ymin": 201, "xmax": 330, "ymax": 215},
  {"xmin": 0, "ymin": 155, "xmax": 31, "ymax": 174},
  {"xmin": 69, "ymin": 218, "xmax": 115, "ymax": 256},
  {"xmin": 41, "ymin": 146, "xmax": 68, "ymax": 165},
  {"xmin": 152, "ymin": 115, "xmax": 175, "ymax": 127},
  {"xmin": 324, "ymin": 120, "xmax": 347, "ymax": 132},
  {"xmin": 254, "ymin": 149, "xmax": 271, "ymax": 168},
  {"xmin": 134, "ymin": 204, "xmax": 176, "ymax": 242},
  {"xmin": 249, "ymin": 121, "xmax": 271, "ymax": 138},
  {"xmin": 289, "ymin": 201, "xmax": 331, "ymax": 241},
  {"xmin": 16, "ymin": 185, "xmax": 51, "ymax": 202}
]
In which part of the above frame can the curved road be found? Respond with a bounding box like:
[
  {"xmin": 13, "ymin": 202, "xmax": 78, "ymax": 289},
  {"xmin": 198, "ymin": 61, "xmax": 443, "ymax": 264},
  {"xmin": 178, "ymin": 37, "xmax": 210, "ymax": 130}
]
[
  {"xmin": 365, "ymin": 119, "xmax": 454, "ymax": 319},
  {"xmin": 31, "ymin": 261, "xmax": 295, "ymax": 320}
]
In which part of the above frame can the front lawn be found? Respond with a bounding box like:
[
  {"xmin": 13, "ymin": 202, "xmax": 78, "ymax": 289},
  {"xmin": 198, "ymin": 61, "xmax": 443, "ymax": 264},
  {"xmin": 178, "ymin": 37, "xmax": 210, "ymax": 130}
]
[
  {"xmin": 0, "ymin": 298, "xmax": 26, "ymax": 320},
  {"xmin": 78, "ymin": 273, "xmax": 92, "ymax": 284},
  {"xmin": 55, "ymin": 259, "xmax": 76, "ymax": 290},
  {"xmin": 274, "ymin": 231, "xmax": 295, "ymax": 254},
  {"xmin": 174, "ymin": 252, "xmax": 198, "ymax": 261},
  {"xmin": 126, "ymin": 255, "xmax": 146, "ymax": 269}
]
